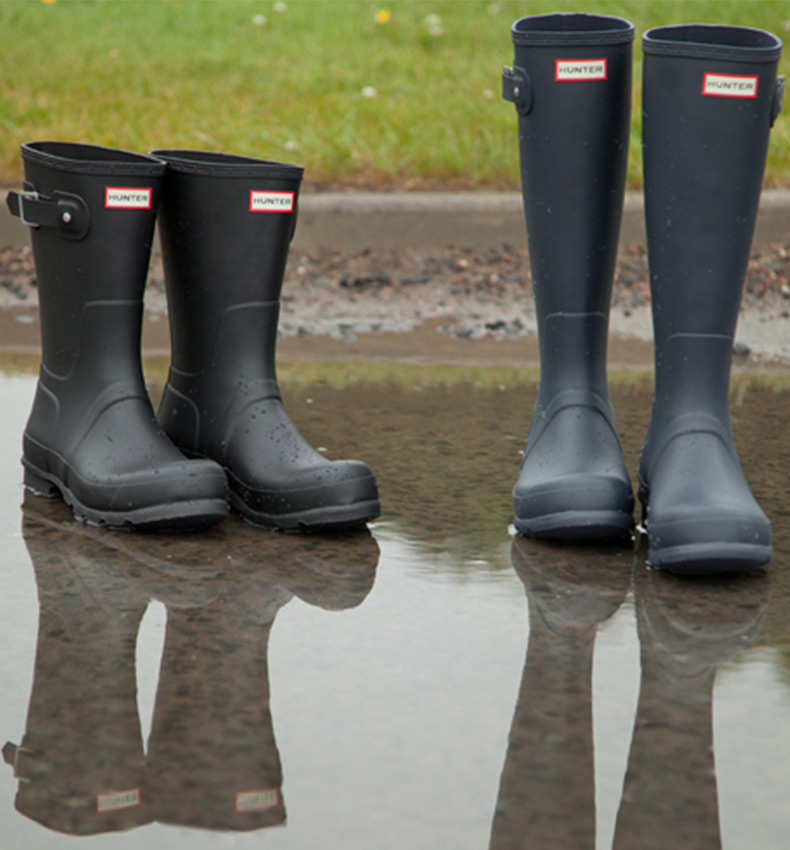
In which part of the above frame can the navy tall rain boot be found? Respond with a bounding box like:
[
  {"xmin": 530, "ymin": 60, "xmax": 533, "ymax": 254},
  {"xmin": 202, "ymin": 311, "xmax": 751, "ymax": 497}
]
[
  {"xmin": 502, "ymin": 13, "xmax": 635, "ymax": 541},
  {"xmin": 150, "ymin": 150, "xmax": 380, "ymax": 532},
  {"xmin": 6, "ymin": 142, "xmax": 228, "ymax": 530},
  {"xmin": 639, "ymin": 25, "xmax": 784, "ymax": 573}
]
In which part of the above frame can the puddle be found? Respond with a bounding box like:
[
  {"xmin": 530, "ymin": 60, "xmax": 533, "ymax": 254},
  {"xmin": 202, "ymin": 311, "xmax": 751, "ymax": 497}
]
[{"xmin": 0, "ymin": 361, "xmax": 789, "ymax": 849}]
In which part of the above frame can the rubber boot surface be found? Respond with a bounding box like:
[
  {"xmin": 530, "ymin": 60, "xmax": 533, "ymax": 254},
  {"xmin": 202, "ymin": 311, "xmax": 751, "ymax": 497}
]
[
  {"xmin": 151, "ymin": 150, "xmax": 380, "ymax": 532},
  {"xmin": 503, "ymin": 14, "xmax": 635, "ymax": 541},
  {"xmin": 639, "ymin": 25, "xmax": 783, "ymax": 573},
  {"xmin": 7, "ymin": 142, "xmax": 228, "ymax": 530}
]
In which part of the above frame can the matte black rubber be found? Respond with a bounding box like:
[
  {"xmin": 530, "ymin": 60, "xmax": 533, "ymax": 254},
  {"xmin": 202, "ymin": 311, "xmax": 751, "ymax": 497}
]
[
  {"xmin": 12, "ymin": 142, "xmax": 229, "ymax": 531},
  {"xmin": 505, "ymin": 13, "xmax": 635, "ymax": 541},
  {"xmin": 150, "ymin": 150, "xmax": 380, "ymax": 532},
  {"xmin": 639, "ymin": 25, "xmax": 783, "ymax": 573}
]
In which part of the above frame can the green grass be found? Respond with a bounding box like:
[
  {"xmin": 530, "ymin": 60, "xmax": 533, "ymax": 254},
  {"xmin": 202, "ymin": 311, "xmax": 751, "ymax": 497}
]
[{"xmin": 0, "ymin": 0, "xmax": 789, "ymax": 188}]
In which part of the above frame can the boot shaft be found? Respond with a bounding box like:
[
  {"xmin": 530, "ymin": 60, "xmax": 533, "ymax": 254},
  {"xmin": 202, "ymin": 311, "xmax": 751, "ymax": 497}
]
[
  {"xmin": 504, "ymin": 13, "xmax": 634, "ymax": 316},
  {"xmin": 151, "ymin": 150, "xmax": 303, "ymax": 376},
  {"xmin": 642, "ymin": 24, "xmax": 784, "ymax": 344},
  {"xmin": 11, "ymin": 142, "xmax": 164, "ymax": 377},
  {"xmin": 640, "ymin": 24, "xmax": 783, "ymax": 466}
]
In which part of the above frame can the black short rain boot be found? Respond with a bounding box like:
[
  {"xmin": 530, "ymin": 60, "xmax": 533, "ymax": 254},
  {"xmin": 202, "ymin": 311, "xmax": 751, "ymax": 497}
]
[
  {"xmin": 150, "ymin": 150, "xmax": 380, "ymax": 532},
  {"xmin": 502, "ymin": 13, "xmax": 635, "ymax": 541},
  {"xmin": 6, "ymin": 142, "xmax": 228, "ymax": 530},
  {"xmin": 638, "ymin": 25, "xmax": 784, "ymax": 573}
]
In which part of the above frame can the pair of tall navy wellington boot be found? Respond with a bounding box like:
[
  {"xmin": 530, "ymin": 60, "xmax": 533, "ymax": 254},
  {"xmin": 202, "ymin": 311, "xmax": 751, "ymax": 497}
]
[
  {"xmin": 504, "ymin": 14, "xmax": 784, "ymax": 573},
  {"xmin": 7, "ymin": 143, "xmax": 380, "ymax": 532}
]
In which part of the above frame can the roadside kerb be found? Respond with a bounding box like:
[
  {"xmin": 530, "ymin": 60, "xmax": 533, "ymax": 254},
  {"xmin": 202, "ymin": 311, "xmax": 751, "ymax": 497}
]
[{"xmin": 1, "ymin": 189, "xmax": 788, "ymax": 252}]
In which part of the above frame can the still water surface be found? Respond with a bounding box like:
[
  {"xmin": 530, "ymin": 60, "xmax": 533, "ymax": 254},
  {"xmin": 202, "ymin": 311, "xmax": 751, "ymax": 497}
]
[{"xmin": 1, "ymin": 364, "xmax": 789, "ymax": 849}]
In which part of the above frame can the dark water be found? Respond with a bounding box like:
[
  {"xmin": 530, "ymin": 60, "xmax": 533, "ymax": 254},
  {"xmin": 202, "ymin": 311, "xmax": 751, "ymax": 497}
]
[{"xmin": 1, "ymin": 362, "xmax": 789, "ymax": 849}]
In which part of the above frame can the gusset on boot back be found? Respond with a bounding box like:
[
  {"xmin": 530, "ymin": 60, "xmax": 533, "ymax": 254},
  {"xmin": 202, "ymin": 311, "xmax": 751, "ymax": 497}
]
[
  {"xmin": 151, "ymin": 150, "xmax": 380, "ymax": 532},
  {"xmin": 503, "ymin": 13, "xmax": 636, "ymax": 541},
  {"xmin": 6, "ymin": 142, "xmax": 228, "ymax": 531},
  {"xmin": 639, "ymin": 24, "xmax": 784, "ymax": 573}
]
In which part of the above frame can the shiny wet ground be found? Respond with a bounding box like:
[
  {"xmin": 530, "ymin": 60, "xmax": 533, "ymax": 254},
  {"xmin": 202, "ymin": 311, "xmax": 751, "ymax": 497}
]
[{"xmin": 1, "ymin": 359, "xmax": 790, "ymax": 849}]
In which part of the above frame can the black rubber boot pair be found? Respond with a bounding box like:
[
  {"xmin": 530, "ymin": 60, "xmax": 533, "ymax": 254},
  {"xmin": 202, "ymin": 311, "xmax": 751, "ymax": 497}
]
[
  {"xmin": 8, "ymin": 143, "xmax": 380, "ymax": 532},
  {"xmin": 503, "ymin": 15, "xmax": 784, "ymax": 573}
]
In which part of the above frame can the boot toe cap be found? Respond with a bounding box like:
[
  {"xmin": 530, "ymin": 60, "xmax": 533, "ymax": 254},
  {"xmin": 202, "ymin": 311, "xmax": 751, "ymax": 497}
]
[{"xmin": 513, "ymin": 472, "xmax": 635, "ymax": 541}]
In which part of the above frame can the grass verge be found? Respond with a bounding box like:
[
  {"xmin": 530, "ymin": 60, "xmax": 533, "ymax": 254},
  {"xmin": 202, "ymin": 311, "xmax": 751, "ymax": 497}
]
[{"xmin": 0, "ymin": 0, "xmax": 788, "ymax": 189}]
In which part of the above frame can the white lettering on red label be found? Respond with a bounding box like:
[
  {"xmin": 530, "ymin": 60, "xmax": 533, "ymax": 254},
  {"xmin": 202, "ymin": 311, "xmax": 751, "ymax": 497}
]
[
  {"xmin": 555, "ymin": 58, "xmax": 607, "ymax": 81},
  {"xmin": 235, "ymin": 788, "xmax": 280, "ymax": 812},
  {"xmin": 249, "ymin": 190, "xmax": 295, "ymax": 213},
  {"xmin": 96, "ymin": 788, "xmax": 141, "ymax": 813},
  {"xmin": 702, "ymin": 73, "xmax": 758, "ymax": 98}
]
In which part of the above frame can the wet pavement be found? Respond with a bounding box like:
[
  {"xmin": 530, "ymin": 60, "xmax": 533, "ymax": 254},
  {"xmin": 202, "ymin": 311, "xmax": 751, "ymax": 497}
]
[{"xmin": 1, "ymin": 354, "xmax": 790, "ymax": 849}]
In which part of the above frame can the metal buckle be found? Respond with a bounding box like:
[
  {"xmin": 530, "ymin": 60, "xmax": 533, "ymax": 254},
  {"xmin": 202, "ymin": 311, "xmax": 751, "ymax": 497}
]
[
  {"xmin": 16, "ymin": 190, "xmax": 41, "ymax": 229},
  {"xmin": 3, "ymin": 741, "xmax": 36, "ymax": 782}
]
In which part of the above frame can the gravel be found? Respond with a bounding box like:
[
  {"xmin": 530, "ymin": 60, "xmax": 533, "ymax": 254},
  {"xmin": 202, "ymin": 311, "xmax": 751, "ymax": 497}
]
[{"xmin": 3, "ymin": 237, "xmax": 790, "ymax": 359}]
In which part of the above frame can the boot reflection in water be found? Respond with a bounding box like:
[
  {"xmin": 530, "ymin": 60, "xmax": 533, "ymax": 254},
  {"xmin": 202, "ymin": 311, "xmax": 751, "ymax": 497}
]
[
  {"xmin": 489, "ymin": 537, "xmax": 630, "ymax": 849},
  {"xmin": 5, "ymin": 496, "xmax": 379, "ymax": 835},
  {"xmin": 131, "ymin": 518, "xmax": 380, "ymax": 831},
  {"xmin": 1, "ymin": 496, "xmax": 199, "ymax": 835},
  {"xmin": 613, "ymin": 566, "xmax": 769, "ymax": 850}
]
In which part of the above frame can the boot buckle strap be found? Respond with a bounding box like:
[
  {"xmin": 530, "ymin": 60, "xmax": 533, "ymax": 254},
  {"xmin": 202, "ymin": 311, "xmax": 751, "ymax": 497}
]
[
  {"xmin": 6, "ymin": 187, "xmax": 90, "ymax": 241},
  {"xmin": 771, "ymin": 76, "xmax": 785, "ymax": 127},
  {"xmin": 2, "ymin": 741, "xmax": 35, "ymax": 783},
  {"xmin": 502, "ymin": 65, "xmax": 533, "ymax": 115}
]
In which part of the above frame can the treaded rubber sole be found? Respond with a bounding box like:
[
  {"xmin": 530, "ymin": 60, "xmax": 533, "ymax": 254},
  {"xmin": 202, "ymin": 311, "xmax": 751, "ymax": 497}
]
[
  {"xmin": 646, "ymin": 542, "xmax": 773, "ymax": 575},
  {"xmin": 639, "ymin": 490, "xmax": 771, "ymax": 574},
  {"xmin": 23, "ymin": 465, "xmax": 228, "ymax": 532},
  {"xmin": 514, "ymin": 509, "xmax": 635, "ymax": 542},
  {"xmin": 230, "ymin": 490, "xmax": 381, "ymax": 533}
]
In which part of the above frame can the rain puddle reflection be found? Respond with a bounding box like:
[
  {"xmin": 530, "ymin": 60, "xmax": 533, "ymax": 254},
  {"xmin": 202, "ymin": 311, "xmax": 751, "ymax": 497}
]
[{"xmin": 1, "ymin": 361, "xmax": 789, "ymax": 849}]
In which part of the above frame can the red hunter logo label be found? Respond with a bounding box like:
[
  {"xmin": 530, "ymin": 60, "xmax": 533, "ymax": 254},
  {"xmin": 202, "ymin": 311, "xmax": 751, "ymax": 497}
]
[
  {"xmin": 105, "ymin": 187, "xmax": 152, "ymax": 209},
  {"xmin": 702, "ymin": 73, "xmax": 758, "ymax": 98},
  {"xmin": 555, "ymin": 58, "xmax": 607, "ymax": 81},
  {"xmin": 249, "ymin": 190, "xmax": 295, "ymax": 213}
]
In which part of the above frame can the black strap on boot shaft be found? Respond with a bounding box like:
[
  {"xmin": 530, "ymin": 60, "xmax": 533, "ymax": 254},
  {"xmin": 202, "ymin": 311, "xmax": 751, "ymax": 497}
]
[
  {"xmin": 502, "ymin": 65, "xmax": 533, "ymax": 115},
  {"xmin": 772, "ymin": 75, "xmax": 785, "ymax": 126},
  {"xmin": 6, "ymin": 183, "xmax": 90, "ymax": 240}
]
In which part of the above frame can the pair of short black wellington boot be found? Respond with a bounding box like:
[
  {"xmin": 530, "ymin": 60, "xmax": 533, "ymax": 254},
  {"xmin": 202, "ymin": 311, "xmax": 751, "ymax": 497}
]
[
  {"xmin": 504, "ymin": 14, "xmax": 784, "ymax": 573},
  {"xmin": 7, "ymin": 142, "xmax": 380, "ymax": 532}
]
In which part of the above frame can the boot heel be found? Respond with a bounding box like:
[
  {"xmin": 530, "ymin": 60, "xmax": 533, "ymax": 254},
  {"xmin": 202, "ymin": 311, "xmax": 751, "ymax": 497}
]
[{"xmin": 24, "ymin": 468, "xmax": 61, "ymax": 498}]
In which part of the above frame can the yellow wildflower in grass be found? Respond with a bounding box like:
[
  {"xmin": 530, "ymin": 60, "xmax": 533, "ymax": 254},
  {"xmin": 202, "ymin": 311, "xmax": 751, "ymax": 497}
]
[{"xmin": 374, "ymin": 9, "xmax": 392, "ymax": 25}]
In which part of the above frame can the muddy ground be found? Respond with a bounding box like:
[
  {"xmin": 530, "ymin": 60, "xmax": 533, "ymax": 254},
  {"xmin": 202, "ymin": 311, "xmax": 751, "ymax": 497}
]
[{"xmin": 2, "ymin": 236, "xmax": 790, "ymax": 368}]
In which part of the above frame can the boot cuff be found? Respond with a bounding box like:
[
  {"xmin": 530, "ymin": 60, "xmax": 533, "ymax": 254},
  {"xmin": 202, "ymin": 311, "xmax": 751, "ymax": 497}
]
[
  {"xmin": 21, "ymin": 142, "xmax": 165, "ymax": 177},
  {"xmin": 511, "ymin": 13, "xmax": 634, "ymax": 47},
  {"xmin": 643, "ymin": 24, "xmax": 782, "ymax": 62},
  {"xmin": 150, "ymin": 149, "xmax": 304, "ymax": 182}
]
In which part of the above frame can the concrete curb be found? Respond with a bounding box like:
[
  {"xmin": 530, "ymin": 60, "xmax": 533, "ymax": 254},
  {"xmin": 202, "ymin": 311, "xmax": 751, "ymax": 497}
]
[{"xmin": 1, "ymin": 188, "xmax": 788, "ymax": 252}]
